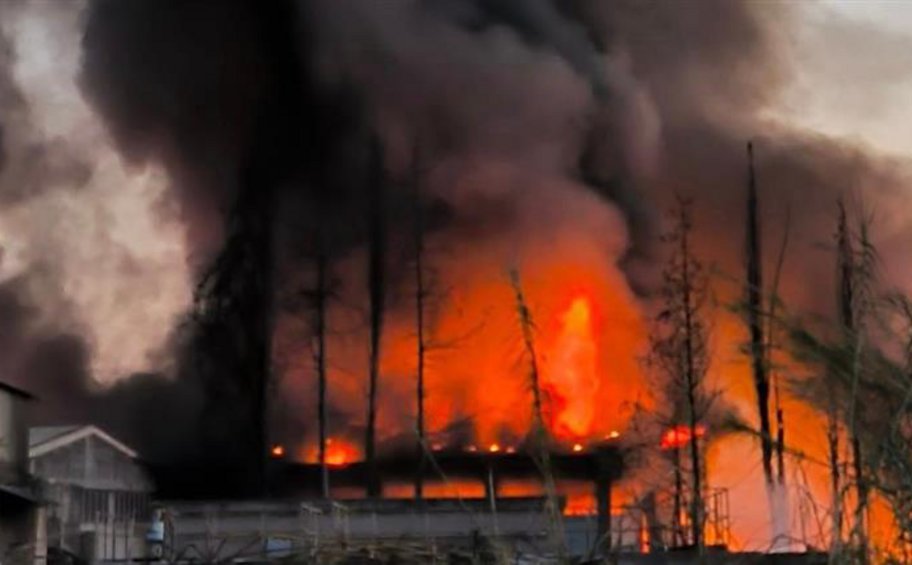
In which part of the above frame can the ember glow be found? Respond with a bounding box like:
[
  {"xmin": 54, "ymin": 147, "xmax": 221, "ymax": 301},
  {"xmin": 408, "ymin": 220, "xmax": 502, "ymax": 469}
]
[
  {"xmin": 302, "ymin": 438, "xmax": 360, "ymax": 469},
  {"xmin": 325, "ymin": 443, "xmax": 357, "ymax": 468},
  {"xmin": 660, "ymin": 425, "xmax": 708, "ymax": 450}
]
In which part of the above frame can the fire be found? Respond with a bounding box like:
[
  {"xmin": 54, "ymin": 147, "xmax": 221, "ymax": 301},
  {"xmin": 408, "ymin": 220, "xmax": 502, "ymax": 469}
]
[
  {"xmin": 273, "ymin": 205, "xmax": 909, "ymax": 555},
  {"xmin": 660, "ymin": 424, "xmax": 707, "ymax": 450},
  {"xmin": 301, "ymin": 438, "xmax": 360, "ymax": 468},
  {"xmin": 270, "ymin": 444, "xmax": 285, "ymax": 458},
  {"xmin": 541, "ymin": 296, "xmax": 600, "ymax": 439},
  {"xmin": 325, "ymin": 438, "xmax": 358, "ymax": 468},
  {"xmin": 488, "ymin": 443, "xmax": 501, "ymax": 453},
  {"xmin": 572, "ymin": 443, "xmax": 583, "ymax": 452}
]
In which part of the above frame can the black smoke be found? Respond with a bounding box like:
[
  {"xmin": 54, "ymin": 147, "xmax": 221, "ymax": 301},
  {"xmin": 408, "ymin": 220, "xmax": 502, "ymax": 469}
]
[{"xmin": 1, "ymin": 0, "xmax": 910, "ymax": 499}]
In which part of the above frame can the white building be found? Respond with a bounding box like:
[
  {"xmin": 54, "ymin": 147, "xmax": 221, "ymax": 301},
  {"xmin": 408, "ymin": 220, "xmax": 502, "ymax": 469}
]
[{"xmin": 29, "ymin": 425, "xmax": 153, "ymax": 563}]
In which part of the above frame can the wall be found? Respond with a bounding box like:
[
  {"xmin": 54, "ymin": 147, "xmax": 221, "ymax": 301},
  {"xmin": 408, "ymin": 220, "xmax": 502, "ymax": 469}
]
[
  {"xmin": 31, "ymin": 433, "xmax": 152, "ymax": 563},
  {"xmin": 0, "ymin": 492, "xmax": 38, "ymax": 565},
  {"xmin": 157, "ymin": 499, "xmax": 556, "ymax": 561},
  {"xmin": 0, "ymin": 391, "xmax": 26, "ymax": 484},
  {"xmin": 31, "ymin": 435, "xmax": 150, "ymax": 491}
]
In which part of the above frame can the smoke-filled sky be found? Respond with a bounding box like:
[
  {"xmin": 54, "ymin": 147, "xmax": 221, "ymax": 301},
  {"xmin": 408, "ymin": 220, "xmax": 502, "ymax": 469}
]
[
  {"xmin": 2, "ymin": 0, "xmax": 912, "ymax": 550},
  {"xmin": 0, "ymin": 0, "xmax": 906, "ymax": 382},
  {"xmin": 779, "ymin": 1, "xmax": 912, "ymax": 158}
]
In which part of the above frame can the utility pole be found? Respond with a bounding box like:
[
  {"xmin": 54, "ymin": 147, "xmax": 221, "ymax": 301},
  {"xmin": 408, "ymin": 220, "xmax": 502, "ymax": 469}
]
[{"xmin": 412, "ymin": 142, "xmax": 428, "ymax": 502}]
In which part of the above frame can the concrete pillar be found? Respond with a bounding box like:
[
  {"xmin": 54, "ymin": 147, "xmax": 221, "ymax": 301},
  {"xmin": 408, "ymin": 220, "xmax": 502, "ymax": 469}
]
[
  {"xmin": 33, "ymin": 505, "xmax": 47, "ymax": 565},
  {"xmin": 594, "ymin": 446, "xmax": 619, "ymax": 553},
  {"xmin": 483, "ymin": 460, "xmax": 499, "ymax": 503}
]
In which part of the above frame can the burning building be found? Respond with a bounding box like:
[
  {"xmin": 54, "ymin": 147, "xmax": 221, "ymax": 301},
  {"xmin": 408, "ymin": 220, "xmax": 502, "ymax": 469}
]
[{"xmin": 2, "ymin": 0, "xmax": 912, "ymax": 560}]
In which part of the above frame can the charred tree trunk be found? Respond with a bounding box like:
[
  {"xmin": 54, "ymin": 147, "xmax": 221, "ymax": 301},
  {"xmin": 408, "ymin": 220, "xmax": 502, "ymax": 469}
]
[
  {"xmin": 365, "ymin": 137, "xmax": 386, "ymax": 498},
  {"xmin": 745, "ymin": 142, "xmax": 774, "ymax": 487},
  {"xmin": 768, "ymin": 186, "xmax": 793, "ymax": 489}
]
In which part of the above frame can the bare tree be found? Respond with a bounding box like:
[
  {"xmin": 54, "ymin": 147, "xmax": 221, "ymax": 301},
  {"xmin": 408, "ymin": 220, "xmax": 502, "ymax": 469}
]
[
  {"xmin": 509, "ymin": 269, "xmax": 566, "ymax": 557},
  {"xmin": 315, "ymin": 248, "xmax": 329, "ymax": 498},
  {"xmin": 767, "ymin": 205, "xmax": 792, "ymax": 486},
  {"xmin": 784, "ymin": 201, "xmax": 883, "ymax": 561},
  {"xmin": 411, "ymin": 142, "xmax": 429, "ymax": 501},
  {"xmin": 744, "ymin": 142, "xmax": 774, "ymax": 487},
  {"xmin": 407, "ymin": 141, "xmax": 484, "ymax": 500},
  {"xmin": 649, "ymin": 195, "xmax": 711, "ymax": 551},
  {"xmin": 365, "ymin": 136, "xmax": 387, "ymax": 498},
  {"xmin": 837, "ymin": 199, "xmax": 877, "ymax": 561},
  {"xmin": 300, "ymin": 232, "xmax": 333, "ymax": 499},
  {"xmin": 744, "ymin": 143, "xmax": 795, "ymax": 549}
]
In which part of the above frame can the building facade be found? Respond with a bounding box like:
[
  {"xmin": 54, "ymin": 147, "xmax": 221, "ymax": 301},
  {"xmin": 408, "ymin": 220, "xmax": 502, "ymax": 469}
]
[
  {"xmin": 0, "ymin": 381, "xmax": 42, "ymax": 565},
  {"xmin": 29, "ymin": 426, "xmax": 152, "ymax": 563}
]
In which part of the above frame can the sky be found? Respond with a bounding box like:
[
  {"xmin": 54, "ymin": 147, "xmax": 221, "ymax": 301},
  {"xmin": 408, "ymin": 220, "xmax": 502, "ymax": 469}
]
[{"xmin": 777, "ymin": 0, "xmax": 912, "ymax": 158}]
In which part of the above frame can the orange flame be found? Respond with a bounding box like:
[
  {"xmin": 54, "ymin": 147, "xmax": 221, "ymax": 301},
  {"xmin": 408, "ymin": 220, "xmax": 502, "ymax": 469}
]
[
  {"xmin": 301, "ymin": 438, "xmax": 360, "ymax": 468},
  {"xmin": 541, "ymin": 296, "xmax": 600, "ymax": 440},
  {"xmin": 325, "ymin": 438, "xmax": 358, "ymax": 468}
]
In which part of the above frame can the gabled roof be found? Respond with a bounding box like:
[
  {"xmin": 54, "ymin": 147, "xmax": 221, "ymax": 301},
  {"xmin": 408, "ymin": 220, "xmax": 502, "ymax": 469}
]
[
  {"xmin": 0, "ymin": 381, "xmax": 35, "ymax": 400},
  {"xmin": 29, "ymin": 425, "xmax": 137, "ymax": 459}
]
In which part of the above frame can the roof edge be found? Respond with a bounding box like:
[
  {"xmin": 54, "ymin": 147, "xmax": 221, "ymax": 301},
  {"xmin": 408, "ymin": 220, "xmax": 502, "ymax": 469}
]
[
  {"xmin": 29, "ymin": 425, "xmax": 138, "ymax": 459},
  {"xmin": 0, "ymin": 381, "xmax": 35, "ymax": 400}
]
